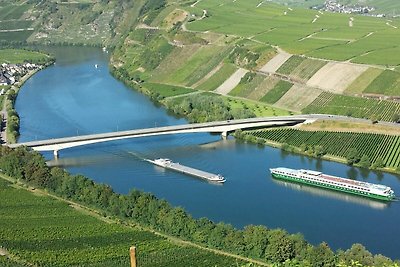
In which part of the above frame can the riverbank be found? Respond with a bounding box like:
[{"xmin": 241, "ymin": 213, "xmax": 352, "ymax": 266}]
[
  {"xmin": 0, "ymin": 50, "xmax": 54, "ymax": 144},
  {"xmin": 236, "ymin": 128, "xmax": 400, "ymax": 175}
]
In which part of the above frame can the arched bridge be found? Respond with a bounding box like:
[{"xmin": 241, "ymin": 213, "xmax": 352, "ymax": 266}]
[{"xmin": 9, "ymin": 115, "xmax": 319, "ymax": 158}]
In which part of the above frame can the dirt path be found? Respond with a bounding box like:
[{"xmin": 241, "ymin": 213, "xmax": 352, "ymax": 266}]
[
  {"xmin": 214, "ymin": 68, "xmax": 248, "ymax": 95},
  {"xmin": 135, "ymin": 24, "xmax": 159, "ymax": 30},
  {"xmin": 0, "ymin": 28, "xmax": 34, "ymax": 32},
  {"xmin": 259, "ymin": 51, "xmax": 291, "ymax": 73},
  {"xmin": 165, "ymin": 91, "xmax": 202, "ymax": 99}
]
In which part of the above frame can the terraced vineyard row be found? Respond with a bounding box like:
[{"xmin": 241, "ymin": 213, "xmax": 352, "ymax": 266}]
[
  {"xmin": 303, "ymin": 92, "xmax": 400, "ymax": 122},
  {"xmin": 249, "ymin": 128, "xmax": 400, "ymax": 168}
]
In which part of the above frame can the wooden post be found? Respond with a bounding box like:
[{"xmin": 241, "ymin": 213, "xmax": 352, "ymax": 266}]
[{"xmin": 130, "ymin": 246, "xmax": 137, "ymax": 267}]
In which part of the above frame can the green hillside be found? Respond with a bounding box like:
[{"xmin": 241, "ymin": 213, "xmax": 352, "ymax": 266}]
[
  {"xmin": 188, "ymin": 0, "xmax": 400, "ymax": 65},
  {"xmin": 0, "ymin": 177, "xmax": 247, "ymax": 267}
]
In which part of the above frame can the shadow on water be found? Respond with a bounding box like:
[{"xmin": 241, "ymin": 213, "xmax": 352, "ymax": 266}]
[{"xmin": 272, "ymin": 178, "xmax": 390, "ymax": 210}]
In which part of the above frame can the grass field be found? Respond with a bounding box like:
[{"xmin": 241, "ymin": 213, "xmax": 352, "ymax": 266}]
[
  {"xmin": 151, "ymin": 45, "xmax": 202, "ymax": 83},
  {"xmin": 143, "ymin": 83, "xmax": 195, "ymax": 97},
  {"xmin": 246, "ymin": 76, "xmax": 280, "ymax": 101},
  {"xmin": 0, "ymin": 49, "xmax": 49, "ymax": 64},
  {"xmin": 276, "ymin": 55, "xmax": 326, "ymax": 82},
  {"xmin": 276, "ymin": 55, "xmax": 305, "ymax": 75},
  {"xmin": 225, "ymin": 96, "xmax": 293, "ymax": 117},
  {"xmin": 196, "ymin": 63, "xmax": 237, "ymax": 91},
  {"xmin": 303, "ymin": 92, "xmax": 400, "ymax": 121},
  {"xmin": 260, "ymin": 80, "xmax": 293, "ymax": 104},
  {"xmin": 0, "ymin": 257, "xmax": 26, "ymax": 267},
  {"xmin": 0, "ymin": 20, "xmax": 32, "ymax": 30},
  {"xmin": 162, "ymin": 45, "xmax": 230, "ymax": 86},
  {"xmin": 274, "ymin": 85, "xmax": 322, "ymax": 111},
  {"xmin": 0, "ymin": 177, "xmax": 246, "ymax": 267},
  {"xmin": 363, "ymin": 70, "xmax": 400, "ymax": 96},
  {"xmin": 229, "ymin": 73, "xmax": 266, "ymax": 97},
  {"xmin": 282, "ymin": 38, "xmax": 348, "ymax": 55},
  {"xmin": 352, "ymin": 46, "xmax": 400, "ymax": 66},
  {"xmin": 289, "ymin": 58, "xmax": 327, "ymax": 81},
  {"xmin": 0, "ymin": 31, "xmax": 33, "ymax": 42},
  {"xmin": 0, "ymin": 4, "xmax": 31, "ymax": 20},
  {"xmin": 345, "ymin": 68, "xmax": 384, "ymax": 94}
]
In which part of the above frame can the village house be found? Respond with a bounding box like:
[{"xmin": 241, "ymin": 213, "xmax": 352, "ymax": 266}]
[{"xmin": 0, "ymin": 62, "xmax": 42, "ymax": 87}]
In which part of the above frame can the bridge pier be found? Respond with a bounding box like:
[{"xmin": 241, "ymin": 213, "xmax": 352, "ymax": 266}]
[
  {"xmin": 53, "ymin": 150, "xmax": 59, "ymax": 159},
  {"xmin": 221, "ymin": 131, "xmax": 228, "ymax": 139}
]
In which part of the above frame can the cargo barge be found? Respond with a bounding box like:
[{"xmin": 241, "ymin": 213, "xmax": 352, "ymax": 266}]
[{"xmin": 147, "ymin": 158, "xmax": 226, "ymax": 183}]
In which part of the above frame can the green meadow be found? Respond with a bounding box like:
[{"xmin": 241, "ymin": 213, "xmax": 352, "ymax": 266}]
[
  {"xmin": 188, "ymin": 1, "xmax": 400, "ymax": 65},
  {"xmin": 195, "ymin": 63, "xmax": 237, "ymax": 91},
  {"xmin": 0, "ymin": 49, "xmax": 50, "ymax": 64}
]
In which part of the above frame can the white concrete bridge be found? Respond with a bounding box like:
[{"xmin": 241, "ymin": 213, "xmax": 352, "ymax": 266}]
[{"xmin": 9, "ymin": 115, "xmax": 321, "ymax": 157}]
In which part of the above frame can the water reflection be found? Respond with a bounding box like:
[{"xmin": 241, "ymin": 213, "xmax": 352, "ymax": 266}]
[
  {"xmin": 272, "ymin": 178, "xmax": 389, "ymax": 210},
  {"xmin": 347, "ymin": 167, "xmax": 358, "ymax": 180}
]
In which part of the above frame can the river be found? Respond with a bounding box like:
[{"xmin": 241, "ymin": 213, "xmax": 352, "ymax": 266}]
[{"xmin": 15, "ymin": 47, "xmax": 400, "ymax": 259}]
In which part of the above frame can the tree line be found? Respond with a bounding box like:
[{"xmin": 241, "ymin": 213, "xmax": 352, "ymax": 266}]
[{"xmin": 0, "ymin": 146, "xmax": 398, "ymax": 266}]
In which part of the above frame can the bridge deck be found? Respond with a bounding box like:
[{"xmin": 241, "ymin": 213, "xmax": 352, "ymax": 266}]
[{"xmin": 9, "ymin": 115, "xmax": 310, "ymax": 150}]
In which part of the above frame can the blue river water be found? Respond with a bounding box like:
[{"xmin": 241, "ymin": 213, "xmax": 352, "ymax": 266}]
[{"xmin": 15, "ymin": 47, "xmax": 400, "ymax": 259}]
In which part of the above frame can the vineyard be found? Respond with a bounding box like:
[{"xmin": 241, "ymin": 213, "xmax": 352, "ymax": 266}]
[
  {"xmin": 0, "ymin": 178, "xmax": 245, "ymax": 267},
  {"xmin": 302, "ymin": 92, "xmax": 400, "ymax": 122},
  {"xmin": 248, "ymin": 128, "xmax": 400, "ymax": 169}
]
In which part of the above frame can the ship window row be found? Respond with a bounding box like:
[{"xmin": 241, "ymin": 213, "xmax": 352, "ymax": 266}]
[{"xmin": 301, "ymin": 176, "xmax": 369, "ymax": 192}]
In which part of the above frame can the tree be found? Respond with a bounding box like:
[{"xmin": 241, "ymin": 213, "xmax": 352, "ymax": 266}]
[
  {"xmin": 372, "ymin": 157, "xmax": 385, "ymax": 169},
  {"xmin": 306, "ymin": 242, "xmax": 336, "ymax": 267},
  {"xmin": 313, "ymin": 145, "xmax": 326, "ymax": 158},
  {"xmin": 370, "ymin": 115, "xmax": 381, "ymax": 124},
  {"xmin": 346, "ymin": 148, "xmax": 360, "ymax": 165},
  {"xmin": 391, "ymin": 113, "xmax": 400, "ymax": 123},
  {"xmin": 358, "ymin": 155, "xmax": 371, "ymax": 168},
  {"xmin": 243, "ymin": 225, "xmax": 269, "ymax": 259},
  {"xmin": 265, "ymin": 229, "xmax": 296, "ymax": 263},
  {"xmin": 299, "ymin": 143, "xmax": 307, "ymax": 152},
  {"xmin": 339, "ymin": 244, "xmax": 374, "ymax": 267}
]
